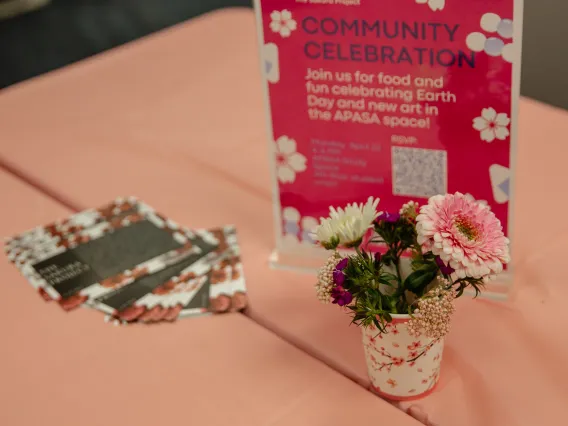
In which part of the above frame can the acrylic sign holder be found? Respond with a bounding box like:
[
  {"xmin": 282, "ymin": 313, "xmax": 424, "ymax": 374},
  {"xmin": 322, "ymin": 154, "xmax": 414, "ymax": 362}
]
[{"xmin": 254, "ymin": 0, "xmax": 523, "ymax": 300}]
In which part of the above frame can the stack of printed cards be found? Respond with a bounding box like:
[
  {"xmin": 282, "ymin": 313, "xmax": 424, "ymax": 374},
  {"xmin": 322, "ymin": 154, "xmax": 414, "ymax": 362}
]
[{"xmin": 4, "ymin": 197, "xmax": 248, "ymax": 324}]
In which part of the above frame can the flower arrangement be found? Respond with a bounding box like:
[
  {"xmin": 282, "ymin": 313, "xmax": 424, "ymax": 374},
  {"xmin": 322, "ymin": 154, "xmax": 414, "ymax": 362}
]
[{"xmin": 314, "ymin": 193, "xmax": 510, "ymax": 337}]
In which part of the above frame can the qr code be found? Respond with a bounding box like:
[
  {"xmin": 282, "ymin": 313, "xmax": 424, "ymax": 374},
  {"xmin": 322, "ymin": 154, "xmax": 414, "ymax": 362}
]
[{"xmin": 392, "ymin": 146, "xmax": 447, "ymax": 198}]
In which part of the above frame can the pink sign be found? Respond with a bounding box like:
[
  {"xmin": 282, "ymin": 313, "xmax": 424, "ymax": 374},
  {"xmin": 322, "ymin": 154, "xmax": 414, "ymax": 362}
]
[{"xmin": 254, "ymin": 0, "xmax": 521, "ymax": 280}]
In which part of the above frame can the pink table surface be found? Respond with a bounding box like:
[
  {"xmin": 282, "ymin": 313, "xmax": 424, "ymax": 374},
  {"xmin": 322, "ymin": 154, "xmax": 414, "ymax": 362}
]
[
  {"xmin": 0, "ymin": 6, "xmax": 367, "ymax": 388},
  {"xmin": 0, "ymin": 170, "xmax": 420, "ymax": 426},
  {"xmin": 1, "ymin": 7, "xmax": 567, "ymax": 426}
]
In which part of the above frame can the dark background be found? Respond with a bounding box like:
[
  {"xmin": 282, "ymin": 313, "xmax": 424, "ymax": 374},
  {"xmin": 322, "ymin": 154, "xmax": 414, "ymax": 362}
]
[
  {"xmin": 0, "ymin": 0, "xmax": 251, "ymax": 88},
  {"xmin": 0, "ymin": 0, "xmax": 565, "ymax": 109}
]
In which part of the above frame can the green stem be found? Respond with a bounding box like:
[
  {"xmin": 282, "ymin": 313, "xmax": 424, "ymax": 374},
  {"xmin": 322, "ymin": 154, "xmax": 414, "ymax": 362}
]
[
  {"xmin": 394, "ymin": 258, "xmax": 403, "ymax": 284},
  {"xmin": 388, "ymin": 298, "xmax": 399, "ymax": 314},
  {"xmin": 355, "ymin": 246, "xmax": 362, "ymax": 258},
  {"xmin": 452, "ymin": 278, "xmax": 470, "ymax": 287},
  {"xmin": 390, "ymin": 243, "xmax": 403, "ymax": 284}
]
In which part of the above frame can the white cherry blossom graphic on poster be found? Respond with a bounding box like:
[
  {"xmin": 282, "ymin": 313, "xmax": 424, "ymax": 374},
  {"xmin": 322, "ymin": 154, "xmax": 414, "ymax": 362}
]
[
  {"xmin": 300, "ymin": 217, "xmax": 319, "ymax": 244},
  {"xmin": 485, "ymin": 37, "xmax": 505, "ymax": 56},
  {"xmin": 283, "ymin": 206, "xmax": 301, "ymax": 237},
  {"xmin": 275, "ymin": 136, "xmax": 307, "ymax": 184},
  {"xmin": 502, "ymin": 43, "xmax": 515, "ymax": 63},
  {"xmin": 282, "ymin": 207, "xmax": 319, "ymax": 245},
  {"xmin": 301, "ymin": 216, "xmax": 319, "ymax": 246},
  {"xmin": 473, "ymin": 108, "xmax": 510, "ymax": 142},
  {"xmin": 269, "ymin": 10, "xmax": 297, "ymax": 38},
  {"xmin": 490, "ymin": 164, "xmax": 511, "ymax": 204},
  {"xmin": 466, "ymin": 32, "xmax": 487, "ymax": 52},
  {"xmin": 415, "ymin": 0, "xmax": 445, "ymax": 11},
  {"xmin": 466, "ymin": 13, "xmax": 515, "ymax": 62},
  {"xmin": 263, "ymin": 43, "xmax": 280, "ymax": 83},
  {"xmin": 481, "ymin": 13, "xmax": 501, "ymax": 32},
  {"xmin": 498, "ymin": 19, "xmax": 514, "ymax": 39}
]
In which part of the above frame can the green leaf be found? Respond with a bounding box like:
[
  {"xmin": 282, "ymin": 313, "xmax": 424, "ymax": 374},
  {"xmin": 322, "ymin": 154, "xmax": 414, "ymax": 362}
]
[
  {"xmin": 380, "ymin": 272, "xmax": 398, "ymax": 282},
  {"xmin": 403, "ymin": 268, "xmax": 438, "ymax": 291},
  {"xmin": 422, "ymin": 251, "xmax": 436, "ymax": 261},
  {"xmin": 396, "ymin": 299, "xmax": 408, "ymax": 314}
]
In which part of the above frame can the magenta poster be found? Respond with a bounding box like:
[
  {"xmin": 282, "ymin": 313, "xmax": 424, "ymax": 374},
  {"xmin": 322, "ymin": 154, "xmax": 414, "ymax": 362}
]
[{"xmin": 255, "ymin": 0, "xmax": 521, "ymax": 281}]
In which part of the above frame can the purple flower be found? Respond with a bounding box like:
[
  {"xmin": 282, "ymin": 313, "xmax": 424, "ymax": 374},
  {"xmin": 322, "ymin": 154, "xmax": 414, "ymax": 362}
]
[
  {"xmin": 375, "ymin": 252, "xmax": 381, "ymax": 268},
  {"xmin": 333, "ymin": 269, "xmax": 345, "ymax": 286},
  {"xmin": 435, "ymin": 256, "xmax": 455, "ymax": 275},
  {"xmin": 376, "ymin": 212, "xmax": 401, "ymax": 223},
  {"xmin": 332, "ymin": 258, "xmax": 349, "ymax": 285},
  {"xmin": 331, "ymin": 286, "xmax": 353, "ymax": 306},
  {"xmin": 336, "ymin": 258, "xmax": 349, "ymax": 271}
]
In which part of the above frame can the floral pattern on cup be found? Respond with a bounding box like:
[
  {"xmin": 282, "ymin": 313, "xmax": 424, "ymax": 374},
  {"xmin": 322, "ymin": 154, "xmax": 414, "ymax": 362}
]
[{"xmin": 363, "ymin": 321, "xmax": 444, "ymax": 398}]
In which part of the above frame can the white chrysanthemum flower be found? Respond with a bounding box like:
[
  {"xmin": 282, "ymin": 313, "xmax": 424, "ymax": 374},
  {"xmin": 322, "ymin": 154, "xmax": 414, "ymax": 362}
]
[
  {"xmin": 314, "ymin": 197, "xmax": 381, "ymax": 249},
  {"xmin": 313, "ymin": 217, "xmax": 340, "ymax": 249}
]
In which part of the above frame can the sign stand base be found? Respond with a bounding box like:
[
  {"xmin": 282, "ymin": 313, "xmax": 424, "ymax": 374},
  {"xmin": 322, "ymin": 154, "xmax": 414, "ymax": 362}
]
[{"xmin": 268, "ymin": 248, "xmax": 326, "ymax": 275}]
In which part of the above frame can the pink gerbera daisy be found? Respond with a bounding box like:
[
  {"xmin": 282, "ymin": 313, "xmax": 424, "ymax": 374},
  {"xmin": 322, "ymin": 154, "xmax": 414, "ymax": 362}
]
[{"xmin": 416, "ymin": 193, "xmax": 510, "ymax": 279}]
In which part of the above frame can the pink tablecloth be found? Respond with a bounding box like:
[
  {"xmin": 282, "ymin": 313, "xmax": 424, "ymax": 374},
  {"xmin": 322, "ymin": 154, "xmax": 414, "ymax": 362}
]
[
  {"xmin": 0, "ymin": 170, "xmax": 419, "ymax": 426},
  {"xmin": 0, "ymin": 7, "xmax": 567, "ymax": 426},
  {"xmin": 0, "ymin": 7, "xmax": 367, "ymax": 387}
]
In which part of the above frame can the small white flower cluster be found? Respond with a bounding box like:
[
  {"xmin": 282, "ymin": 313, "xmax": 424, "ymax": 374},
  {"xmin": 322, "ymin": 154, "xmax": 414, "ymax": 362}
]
[
  {"xmin": 399, "ymin": 200, "xmax": 419, "ymax": 218},
  {"xmin": 407, "ymin": 283, "xmax": 456, "ymax": 339},
  {"xmin": 315, "ymin": 252, "xmax": 341, "ymax": 303}
]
